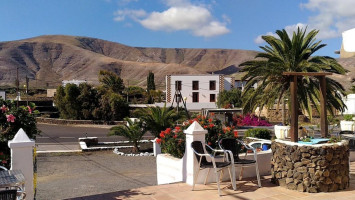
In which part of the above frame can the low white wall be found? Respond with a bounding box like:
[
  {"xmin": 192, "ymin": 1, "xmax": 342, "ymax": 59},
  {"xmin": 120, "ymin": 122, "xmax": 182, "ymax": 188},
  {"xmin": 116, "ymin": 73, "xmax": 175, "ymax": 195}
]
[
  {"xmin": 343, "ymin": 94, "xmax": 355, "ymax": 114},
  {"xmin": 157, "ymin": 151, "xmax": 272, "ymax": 185}
]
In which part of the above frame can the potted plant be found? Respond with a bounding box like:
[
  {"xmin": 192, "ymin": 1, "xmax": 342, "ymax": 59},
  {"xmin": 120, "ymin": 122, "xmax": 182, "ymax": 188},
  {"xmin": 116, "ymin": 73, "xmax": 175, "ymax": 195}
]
[{"xmin": 340, "ymin": 114, "xmax": 355, "ymax": 131}]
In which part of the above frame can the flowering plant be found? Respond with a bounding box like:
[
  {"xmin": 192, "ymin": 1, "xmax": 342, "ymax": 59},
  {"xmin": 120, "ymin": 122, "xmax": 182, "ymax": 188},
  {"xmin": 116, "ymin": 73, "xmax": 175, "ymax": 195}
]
[
  {"xmin": 157, "ymin": 114, "xmax": 241, "ymax": 158},
  {"xmin": 233, "ymin": 114, "xmax": 272, "ymax": 127},
  {"xmin": 157, "ymin": 126, "xmax": 186, "ymax": 158},
  {"xmin": 0, "ymin": 99, "xmax": 40, "ymax": 168}
]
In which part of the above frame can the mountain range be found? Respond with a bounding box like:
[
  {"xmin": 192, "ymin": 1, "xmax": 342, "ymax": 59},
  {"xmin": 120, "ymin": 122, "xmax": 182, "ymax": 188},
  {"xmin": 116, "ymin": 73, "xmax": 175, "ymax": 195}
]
[{"xmin": 0, "ymin": 35, "xmax": 354, "ymax": 90}]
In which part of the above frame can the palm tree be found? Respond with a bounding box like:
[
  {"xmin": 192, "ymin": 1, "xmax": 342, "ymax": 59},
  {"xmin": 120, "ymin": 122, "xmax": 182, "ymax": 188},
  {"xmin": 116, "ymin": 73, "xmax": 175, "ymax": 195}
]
[
  {"xmin": 135, "ymin": 105, "xmax": 180, "ymax": 138},
  {"xmin": 240, "ymin": 28, "xmax": 346, "ymax": 123},
  {"xmin": 109, "ymin": 117, "xmax": 145, "ymax": 153},
  {"xmin": 98, "ymin": 70, "xmax": 125, "ymax": 93}
]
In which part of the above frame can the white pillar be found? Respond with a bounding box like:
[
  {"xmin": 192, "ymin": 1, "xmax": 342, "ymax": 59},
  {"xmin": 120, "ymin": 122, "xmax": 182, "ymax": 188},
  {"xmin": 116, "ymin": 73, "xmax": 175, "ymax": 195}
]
[
  {"xmin": 8, "ymin": 128, "xmax": 35, "ymax": 200},
  {"xmin": 153, "ymin": 138, "xmax": 161, "ymax": 156},
  {"xmin": 184, "ymin": 121, "xmax": 207, "ymax": 185}
]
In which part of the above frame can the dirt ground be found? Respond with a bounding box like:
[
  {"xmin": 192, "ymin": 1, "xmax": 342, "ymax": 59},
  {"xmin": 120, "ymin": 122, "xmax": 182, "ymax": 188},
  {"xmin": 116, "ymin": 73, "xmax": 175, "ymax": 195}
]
[{"xmin": 36, "ymin": 151, "xmax": 157, "ymax": 200}]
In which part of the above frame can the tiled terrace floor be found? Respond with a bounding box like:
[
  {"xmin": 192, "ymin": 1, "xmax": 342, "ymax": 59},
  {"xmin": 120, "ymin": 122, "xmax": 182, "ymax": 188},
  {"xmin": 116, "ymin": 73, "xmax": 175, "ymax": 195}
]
[{"xmin": 69, "ymin": 162, "xmax": 355, "ymax": 200}]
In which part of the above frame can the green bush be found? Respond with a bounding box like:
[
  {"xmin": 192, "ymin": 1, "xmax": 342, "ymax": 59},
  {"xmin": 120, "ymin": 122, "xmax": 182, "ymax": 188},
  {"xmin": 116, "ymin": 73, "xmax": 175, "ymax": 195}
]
[
  {"xmin": 244, "ymin": 128, "xmax": 272, "ymax": 140},
  {"xmin": 343, "ymin": 114, "xmax": 353, "ymax": 121}
]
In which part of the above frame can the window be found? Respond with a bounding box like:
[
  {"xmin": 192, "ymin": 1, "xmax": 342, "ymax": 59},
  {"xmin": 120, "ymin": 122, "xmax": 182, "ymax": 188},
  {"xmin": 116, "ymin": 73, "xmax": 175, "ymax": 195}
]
[
  {"xmin": 209, "ymin": 81, "xmax": 216, "ymax": 90},
  {"xmin": 192, "ymin": 81, "xmax": 199, "ymax": 90},
  {"xmin": 192, "ymin": 92, "xmax": 199, "ymax": 102},
  {"xmin": 175, "ymin": 81, "xmax": 182, "ymax": 91},
  {"xmin": 210, "ymin": 94, "xmax": 216, "ymax": 102}
]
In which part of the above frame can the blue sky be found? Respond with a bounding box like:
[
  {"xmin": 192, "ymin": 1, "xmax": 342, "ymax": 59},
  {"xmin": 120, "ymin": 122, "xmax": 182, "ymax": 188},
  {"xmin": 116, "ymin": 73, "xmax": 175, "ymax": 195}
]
[{"xmin": 0, "ymin": 0, "xmax": 353, "ymax": 57}]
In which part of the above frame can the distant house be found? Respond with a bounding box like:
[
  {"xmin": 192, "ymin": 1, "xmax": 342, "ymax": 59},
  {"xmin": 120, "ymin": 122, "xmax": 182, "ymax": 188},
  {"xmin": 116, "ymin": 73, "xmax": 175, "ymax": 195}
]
[
  {"xmin": 232, "ymin": 72, "xmax": 257, "ymax": 91},
  {"xmin": 47, "ymin": 89, "xmax": 57, "ymax": 98},
  {"xmin": 160, "ymin": 74, "xmax": 234, "ymax": 111},
  {"xmin": 0, "ymin": 90, "xmax": 5, "ymax": 100},
  {"xmin": 62, "ymin": 79, "xmax": 87, "ymax": 87}
]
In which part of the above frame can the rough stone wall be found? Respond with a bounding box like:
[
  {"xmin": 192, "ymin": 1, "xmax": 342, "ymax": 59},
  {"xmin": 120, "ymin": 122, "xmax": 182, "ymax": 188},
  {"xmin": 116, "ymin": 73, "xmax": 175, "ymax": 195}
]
[{"xmin": 271, "ymin": 141, "xmax": 349, "ymax": 193}]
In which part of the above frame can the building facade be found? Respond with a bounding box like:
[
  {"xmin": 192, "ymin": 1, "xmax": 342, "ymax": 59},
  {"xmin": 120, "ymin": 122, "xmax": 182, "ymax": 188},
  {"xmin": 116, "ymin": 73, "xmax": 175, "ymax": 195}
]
[
  {"xmin": 62, "ymin": 79, "xmax": 87, "ymax": 87},
  {"xmin": 164, "ymin": 74, "xmax": 234, "ymax": 111}
]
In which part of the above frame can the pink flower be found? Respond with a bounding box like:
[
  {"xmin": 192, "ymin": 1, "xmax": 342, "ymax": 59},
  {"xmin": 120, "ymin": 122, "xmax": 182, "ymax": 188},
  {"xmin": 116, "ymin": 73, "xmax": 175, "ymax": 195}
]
[
  {"xmin": 1, "ymin": 105, "xmax": 8, "ymax": 113},
  {"xmin": 27, "ymin": 106, "xmax": 32, "ymax": 114},
  {"xmin": 6, "ymin": 114, "xmax": 16, "ymax": 123}
]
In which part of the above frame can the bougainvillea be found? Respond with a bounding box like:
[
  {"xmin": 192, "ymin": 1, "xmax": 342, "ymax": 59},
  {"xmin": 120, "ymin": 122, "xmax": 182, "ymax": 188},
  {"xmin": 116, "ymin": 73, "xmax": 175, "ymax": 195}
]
[
  {"xmin": 0, "ymin": 99, "xmax": 40, "ymax": 169},
  {"xmin": 233, "ymin": 114, "xmax": 272, "ymax": 127}
]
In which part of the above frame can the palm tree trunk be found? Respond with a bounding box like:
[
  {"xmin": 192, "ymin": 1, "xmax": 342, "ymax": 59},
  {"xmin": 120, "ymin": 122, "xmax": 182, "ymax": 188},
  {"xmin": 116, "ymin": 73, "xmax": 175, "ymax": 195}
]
[{"xmin": 282, "ymin": 97, "xmax": 286, "ymax": 125}]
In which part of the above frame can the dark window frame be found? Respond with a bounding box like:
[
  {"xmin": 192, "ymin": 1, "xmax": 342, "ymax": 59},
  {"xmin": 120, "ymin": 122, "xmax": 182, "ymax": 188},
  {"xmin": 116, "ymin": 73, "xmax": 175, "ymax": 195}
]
[
  {"xmin": 210, "ymin": 94, "xmax": 216, "ymax": 102},
  {"xmin": 175, "ymin": 81, "xmax": 182, "ymax": 91},
  {"xmin": 209, "ymin": 80, "xmax": 216, "ymax": 90},
  {"xmin": 192, "ymin": 92, "xmax": 199, "ymax": 102},
  {"xmin": 192, "ymin": 81, "xmax": 199, "ymax": 90}
]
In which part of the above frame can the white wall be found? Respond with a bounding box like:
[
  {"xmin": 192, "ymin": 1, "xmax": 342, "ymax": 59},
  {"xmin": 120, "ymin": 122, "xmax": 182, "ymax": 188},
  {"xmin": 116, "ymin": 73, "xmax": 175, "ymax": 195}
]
[
  {"xmin": 343, "ymin": 94, "xmax": 355, "ymax": 114},
  {"xmin": 62, "ymin": 80, "xmax": 87, "ymax": 87}
]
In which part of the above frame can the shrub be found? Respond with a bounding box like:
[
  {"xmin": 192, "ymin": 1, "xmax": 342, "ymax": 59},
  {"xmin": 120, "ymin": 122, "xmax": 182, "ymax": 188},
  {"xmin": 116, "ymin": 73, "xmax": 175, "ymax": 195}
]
[
  {"xmin": 343, "ymin": 114, "xmax": 353, "ymax": 121},
  {"xmin": 233, "ymin": 114, "xmax": 271, "ymax": 127},
  {"xmin": 0, "ymin": 100, "xmax": 40, "ymax": 168},
  {"xmin": 244, "ymin": 128, "xmax": 272, "ymax": 140}
]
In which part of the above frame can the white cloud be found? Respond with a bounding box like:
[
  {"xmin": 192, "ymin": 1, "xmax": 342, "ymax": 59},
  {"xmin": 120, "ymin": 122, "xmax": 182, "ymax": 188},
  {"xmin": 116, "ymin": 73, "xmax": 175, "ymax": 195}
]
[
  {"xmin": 114, "ymin": 0, "xmax": 230, "ymax": 38},
  {"xmin": 301, "ymin": 0, "xmax": 355, "ymax": 39},
  {"xmin": 254, "ymin": 32, "xmax": 277, "ymax": 44},
  {"xmin": 114, "ymin": 9, "xmax": 147, "ymax": 22},
  {"xmin": 254, "ymin": 0, "xmax": 355, "ymax": 44}
]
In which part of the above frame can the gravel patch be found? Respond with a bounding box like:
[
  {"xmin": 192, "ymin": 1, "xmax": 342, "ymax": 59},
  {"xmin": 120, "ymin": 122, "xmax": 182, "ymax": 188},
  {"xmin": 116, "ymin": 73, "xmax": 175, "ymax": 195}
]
[{"xmin": 36, "ymin": 151, "xmax": 157, "ymax": 200}]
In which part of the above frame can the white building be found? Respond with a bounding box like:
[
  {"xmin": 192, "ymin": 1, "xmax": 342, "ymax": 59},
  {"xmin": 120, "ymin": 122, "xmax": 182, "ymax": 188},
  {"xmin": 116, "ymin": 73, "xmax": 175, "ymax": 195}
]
[
  {"xmin": 62, "ymin": 79, "xmax": 87, "ymax": 87},
  {"xmin": 0, "ymin": 90, "xmax": 5, "ymax": 100},
  {"xmin": 162, "ymin": 74, "xmax": 234, "ymax": 111},
  {"xmin": 338, "ymin": 28, "xmax": 355, "ymax": 58}
]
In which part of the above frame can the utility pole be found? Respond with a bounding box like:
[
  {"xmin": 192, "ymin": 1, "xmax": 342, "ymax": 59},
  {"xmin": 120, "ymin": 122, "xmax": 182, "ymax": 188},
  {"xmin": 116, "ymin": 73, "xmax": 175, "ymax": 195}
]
[
  {"xmin": 126, "ymin": 80, "xmax": 129, "ymax": 103},
  {"xmin": 25, "ymin": 75, "xmax": 29, "ymax": 94},
  {"xmin": 16, "ymin": 67, "xmax": 19, "ymax": 107}
]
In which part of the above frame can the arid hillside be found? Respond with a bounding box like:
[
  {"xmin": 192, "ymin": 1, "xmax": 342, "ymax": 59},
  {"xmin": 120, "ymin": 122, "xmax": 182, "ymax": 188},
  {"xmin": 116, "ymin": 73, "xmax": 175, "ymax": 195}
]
[
  {"xmin": 0, "ymin": 35, "xmax": 353, "ymax": 90},
  {"xmin": 0, "ymin": 35, "xmax": 258, "ymax": 89}
]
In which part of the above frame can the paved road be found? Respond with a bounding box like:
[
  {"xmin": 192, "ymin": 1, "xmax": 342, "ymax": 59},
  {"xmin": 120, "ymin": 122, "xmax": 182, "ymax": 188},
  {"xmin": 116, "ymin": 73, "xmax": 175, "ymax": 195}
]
[
  {"xmin": 36, "ymin": 151, "xmax": 157, "ymax": 200},
  {"xmin": 36, "ymin": 123, "xmax": 154, "ymax": 152}
]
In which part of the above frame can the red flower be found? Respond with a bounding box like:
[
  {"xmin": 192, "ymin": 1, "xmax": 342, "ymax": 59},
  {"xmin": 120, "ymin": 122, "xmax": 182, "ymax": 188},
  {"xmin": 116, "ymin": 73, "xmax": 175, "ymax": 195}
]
[
  {"xmin": 175, "ymin": 126, "xmax": 181, "ymax": 130},
  {"xmin": 27, "ymin": 106, "xmax": 32, "ymax": 114},
  {"xmin": 165, "ymin": 128, "xmax": 171, "ymax": 135},
  {"xmin": 210, "ymin": 113, "xmax": 215, "ymax": 116},
  {"xmin": 173, "ymin": 135, "xmax": 177, "ymax": 139},
  {"xmin": 6, "ymin": 114, "xmax": 16, "ymax": 123},
  {"xmin": 204, "ymin": 125, "xmax": 208, "ymax": 129},
  {"xmin": 156, "ymin": 138, "xmax": 162, "ymax": 144},
  {"xmin": 234, "ymin": 130, "xmax": 238, "ymax": 138},
  {"xmin": 1, "ymin": 105, "xmax": 8, "ymax": 113},
  {"xmin": 209, "ymin": 124, "xmax": 214, "ymax": 128},
  {"xmin": 208, "ymin": 118, "xmax": 212, "ymax": 123},
  {"xmin": 208, "ymin": 142, "xmax": 212, "ymax": 146},
  {"xmin": 2, "ymin": 160, "xmax": 7, "ymax": 164},
  {"xmin": 160, "ymin": 131, "xmax": 165, "ymax": 138}
]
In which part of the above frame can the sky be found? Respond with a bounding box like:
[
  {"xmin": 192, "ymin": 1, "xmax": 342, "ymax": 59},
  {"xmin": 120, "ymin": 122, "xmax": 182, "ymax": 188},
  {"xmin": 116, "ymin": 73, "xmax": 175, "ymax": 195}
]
[{"xmin": 0, "ymin": 0, "xmax": 354, "ymax": 57}]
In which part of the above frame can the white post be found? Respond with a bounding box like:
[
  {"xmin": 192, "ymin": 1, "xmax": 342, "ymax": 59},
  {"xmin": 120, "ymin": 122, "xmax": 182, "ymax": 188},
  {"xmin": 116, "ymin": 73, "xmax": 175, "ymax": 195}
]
[
  {"xmin": 184, "ymin": 121, "xmax": 207, "ymax": 185},
  {"xmin": 153, "ymin": 138, "xmax": 161, "ymax": 156},
  {"xmin": 8, "ymin": 128, "xmax": 35, "ymax": 200}
]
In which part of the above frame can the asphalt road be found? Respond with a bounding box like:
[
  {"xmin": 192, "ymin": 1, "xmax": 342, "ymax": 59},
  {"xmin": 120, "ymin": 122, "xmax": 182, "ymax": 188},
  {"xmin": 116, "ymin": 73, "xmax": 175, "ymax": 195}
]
[
  {"xmin": 36, "ymin": 151, "xmax": 157, "ymax": 200},
  {"xmin": 36, "ymin": 124, "xmax": 154, "ymax": 152}
]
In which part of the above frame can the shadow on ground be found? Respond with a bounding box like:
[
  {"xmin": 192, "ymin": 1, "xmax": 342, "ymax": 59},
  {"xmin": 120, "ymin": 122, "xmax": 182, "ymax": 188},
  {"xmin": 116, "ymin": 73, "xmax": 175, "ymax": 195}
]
[{"xmin": 65, "ymin": 190, "xmax": 153, "ymax": 200}]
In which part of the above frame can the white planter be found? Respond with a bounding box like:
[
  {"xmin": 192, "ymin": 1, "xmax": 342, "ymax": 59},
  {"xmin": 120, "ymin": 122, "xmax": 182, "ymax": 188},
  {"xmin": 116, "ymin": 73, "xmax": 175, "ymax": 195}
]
[
  {"xmin": 274, "ymin": 125, "xmax": 290, "ymax": 139},
  {"xmin": 340, "ymin": 120, "xmax": 355, "ymax": 131},
  {"xmin": 157, "ymin": 154, "xmax": 184, "ymax": 185}
]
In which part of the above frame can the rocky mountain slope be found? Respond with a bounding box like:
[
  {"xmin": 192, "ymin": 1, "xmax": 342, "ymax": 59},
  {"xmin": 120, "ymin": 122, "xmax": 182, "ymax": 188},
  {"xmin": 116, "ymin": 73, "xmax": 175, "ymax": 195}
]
[
  {"xmin": 0, "ymin": 35, "xmax": 257, "ymax": 89},
  {"xmin": 0, "ymin": 35, "xmax": 353, "ymax": 90}
]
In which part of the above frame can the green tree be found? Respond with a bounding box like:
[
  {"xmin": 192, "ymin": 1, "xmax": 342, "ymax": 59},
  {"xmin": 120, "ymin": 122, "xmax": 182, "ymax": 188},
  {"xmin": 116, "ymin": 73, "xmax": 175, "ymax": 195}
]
[
  {"xmin": 78, "ymin": 83, "xmax": 98, "ymax": 120},
  {"xmin": 109, "ymin": 117, "xmax": 146, "ymax": 153},
  {"xmin": 217, "ymin": 88, "xmax": 242, "ymax": 108},
  {"xmin": 92, "ymin": 91, "xmax": 129, "ymax": 122},
  {"xmin": 147, "ymin": 71, "xmax": 156, "ymax": 91},
  {"xmin": 135, "ymin": 105, "xmax": 179, "ymax": 138},
  {"xmin": 240, "ymin": 28, "xmax": 347, "ymax": 121},
  {"xmin": 98, "ymin": 70, "xmax": 125, "ymax": 93}
]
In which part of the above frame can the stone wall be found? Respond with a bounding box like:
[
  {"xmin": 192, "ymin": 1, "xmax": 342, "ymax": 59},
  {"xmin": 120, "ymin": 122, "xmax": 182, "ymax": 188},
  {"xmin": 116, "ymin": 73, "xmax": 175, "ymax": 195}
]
[{"xmin": 271, "ymin": 140, "xmax": 349, "ymax": 193}]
